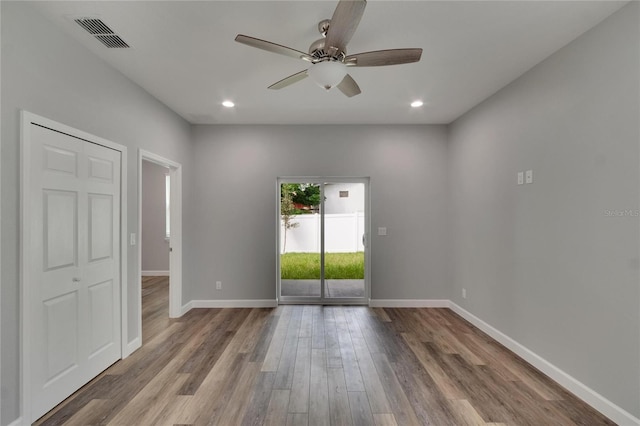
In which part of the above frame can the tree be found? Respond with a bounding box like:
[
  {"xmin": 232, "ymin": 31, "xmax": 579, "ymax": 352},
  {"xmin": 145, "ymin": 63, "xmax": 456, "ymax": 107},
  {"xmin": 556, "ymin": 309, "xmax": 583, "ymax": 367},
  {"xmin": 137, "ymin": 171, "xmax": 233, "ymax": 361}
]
[
  {"xmin": 280, "ymin": 184, "xmax": 299, "ymax": 253},
  {"xmin": 294, "ymin": 184, "xmax": 320, "ymax": 211}
]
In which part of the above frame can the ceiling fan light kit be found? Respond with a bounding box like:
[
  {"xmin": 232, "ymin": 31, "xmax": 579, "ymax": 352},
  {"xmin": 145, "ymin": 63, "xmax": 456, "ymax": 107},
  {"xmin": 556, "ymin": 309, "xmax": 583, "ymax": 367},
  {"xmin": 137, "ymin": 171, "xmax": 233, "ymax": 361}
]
[
  {"xmin": 308, "ymin": 61, "xmax": 348, "ymax": 90},
  {"xmin": 234, "ymin": 0, "xmax": 422, "ymax": 98}
]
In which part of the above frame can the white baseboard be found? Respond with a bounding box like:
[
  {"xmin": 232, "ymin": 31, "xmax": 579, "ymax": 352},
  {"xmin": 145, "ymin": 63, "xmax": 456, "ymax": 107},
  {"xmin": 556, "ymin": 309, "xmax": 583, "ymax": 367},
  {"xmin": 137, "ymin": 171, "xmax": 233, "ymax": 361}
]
[
  {"xmin": 123, "ymin": 337, "xmax": 141, "ymax": 358},
  {"xmin": 188, "ymin": 299, "xmax": 278, "ymax": 309},
  {"xmin": 180, "ymin": 301, "xmax": 194, "ymax": 316},
  {"xmin": 368, "ymin": 299, "xmax": 449, "ymax": 308},
  {"xmin": 449, "ymin": 302, "xmax": 640, "ymax": 426},
  {"xmin": 8, "ymin": 417, "xmax": 23, "ymax": 426},
  {"xmin": 141, "ymin": 270, "xmax": 170, "ymax": 276}
]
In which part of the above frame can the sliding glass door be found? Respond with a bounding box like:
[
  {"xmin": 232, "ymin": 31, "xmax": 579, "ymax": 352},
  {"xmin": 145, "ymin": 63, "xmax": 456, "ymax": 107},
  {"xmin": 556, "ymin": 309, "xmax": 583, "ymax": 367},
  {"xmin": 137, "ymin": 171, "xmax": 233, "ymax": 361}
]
[{"xmin": 278, "ymin": 178, "xmax": 369, "ymax": 304}]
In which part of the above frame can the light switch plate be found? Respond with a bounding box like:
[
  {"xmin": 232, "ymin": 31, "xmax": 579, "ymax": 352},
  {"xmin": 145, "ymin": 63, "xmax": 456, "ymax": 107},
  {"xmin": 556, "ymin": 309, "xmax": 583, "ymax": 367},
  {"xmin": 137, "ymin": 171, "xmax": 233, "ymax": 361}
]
[
  {"xmin": 130, "ymin": 233, "xmax": 136, "ymax": 246},
  {"xmin": 517, "ymin": 172, "xmax": 524, "ymax": 185},
  {"xmin": 378, "ymin": 227, "xmax": 387, "ymax": 236}
]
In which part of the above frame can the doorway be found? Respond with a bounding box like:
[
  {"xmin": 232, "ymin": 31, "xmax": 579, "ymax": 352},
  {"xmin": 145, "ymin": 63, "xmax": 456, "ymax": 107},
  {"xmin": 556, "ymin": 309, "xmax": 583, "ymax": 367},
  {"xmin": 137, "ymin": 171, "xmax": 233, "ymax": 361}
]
[
  {"xmin": 277, "ymin": 178, "xmax": 370, "ymax": 304},
  {"xmin": 141, "ymin": 160, "xmax": 171, "ymax": 341},
  {"xmin": 137, "ymin": 149, "xmax": 183, "ymax": 345}
]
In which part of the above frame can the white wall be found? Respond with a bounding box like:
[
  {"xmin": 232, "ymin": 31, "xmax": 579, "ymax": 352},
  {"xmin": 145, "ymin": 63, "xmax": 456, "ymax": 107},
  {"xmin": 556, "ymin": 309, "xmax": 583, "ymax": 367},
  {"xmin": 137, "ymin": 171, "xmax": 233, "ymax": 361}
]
[
  {"xmin": 1, "ymin": 3, "xmax": 193, "ymax": 423},
  {"xmin": 280, "ymin": 213, "xmax": 365, "ymax": 253},
  {"xmin": 324, "ymin": 183, "xmax": 365, "ymax": 214},
  {"xmin": 142, "ymin": 161, "xmax": 170, "ymax": 273},
  {"xmin": 448, "ymin": 2, "xmax": 639, "ymax": 419},
  {"xmin": 188, "ymin": 125, "xmax": 450, "ymax": 302}
]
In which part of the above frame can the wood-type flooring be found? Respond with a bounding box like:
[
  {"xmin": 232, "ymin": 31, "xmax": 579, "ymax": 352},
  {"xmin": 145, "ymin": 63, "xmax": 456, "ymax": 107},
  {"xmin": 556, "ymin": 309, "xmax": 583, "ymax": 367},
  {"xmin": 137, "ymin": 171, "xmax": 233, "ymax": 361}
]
[{"xmin": 35, "ymin": 276, "xmax": 614, "ymax": 425}]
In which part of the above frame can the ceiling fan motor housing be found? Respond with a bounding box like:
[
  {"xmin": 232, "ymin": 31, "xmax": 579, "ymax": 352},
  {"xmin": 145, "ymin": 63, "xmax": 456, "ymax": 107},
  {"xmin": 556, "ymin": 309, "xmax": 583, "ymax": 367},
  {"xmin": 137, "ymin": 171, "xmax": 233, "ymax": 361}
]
[
  {"xmin": 309, "ymin": 38, "xmax": 346, "ymax": 63},
  {"xmin": 309, "ymin": 19, "xmax": 346, "ymax": 63}
]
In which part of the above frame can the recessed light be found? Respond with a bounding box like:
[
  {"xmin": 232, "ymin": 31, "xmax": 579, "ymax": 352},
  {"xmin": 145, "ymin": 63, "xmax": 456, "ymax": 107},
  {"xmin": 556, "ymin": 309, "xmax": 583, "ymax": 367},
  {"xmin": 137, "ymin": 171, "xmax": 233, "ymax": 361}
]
[
  {"xmin": 410, "ymin": 100, "xmax": 424, "ymax": 108},
  {"xmin": 222, "ymin": 100, "xmax": 235, "ymax": 108}
]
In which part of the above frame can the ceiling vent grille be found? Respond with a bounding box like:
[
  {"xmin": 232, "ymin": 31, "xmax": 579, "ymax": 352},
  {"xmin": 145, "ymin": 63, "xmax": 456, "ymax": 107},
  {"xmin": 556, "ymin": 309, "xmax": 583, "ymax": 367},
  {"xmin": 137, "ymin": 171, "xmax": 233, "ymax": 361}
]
[
  {"xmin": 95, "ymin": 35, "xmax": 130, "ymax": 48},
  {"xmin": 74, "ymin": 18, "xmax": 130, "ymax": 48},
  {"xmin": 74, "ymin": 18, "xmax": 113, "ymax": 35}
]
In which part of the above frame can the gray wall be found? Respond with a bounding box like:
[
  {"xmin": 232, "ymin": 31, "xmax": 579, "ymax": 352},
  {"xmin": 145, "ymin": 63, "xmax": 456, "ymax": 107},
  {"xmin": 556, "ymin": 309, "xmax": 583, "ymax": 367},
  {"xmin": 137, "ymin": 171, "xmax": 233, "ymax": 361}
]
[
  {"xmin": 188, "ymin": 125, "xmax": 450, "ymax": 302},
  {"xmin": 142, "ymin": 161, "xmax": 170, "ymax": 273},
  {"xmin": 1, "ymin": 3, "xmax": 193, "ymax": 423},
  {"xmin": 448, "ymin": 2, "xmax": 639, "ymax": 418},
  {"xmin": 2, "ymin": 0, "xmax": 638, "ymax": 423}
]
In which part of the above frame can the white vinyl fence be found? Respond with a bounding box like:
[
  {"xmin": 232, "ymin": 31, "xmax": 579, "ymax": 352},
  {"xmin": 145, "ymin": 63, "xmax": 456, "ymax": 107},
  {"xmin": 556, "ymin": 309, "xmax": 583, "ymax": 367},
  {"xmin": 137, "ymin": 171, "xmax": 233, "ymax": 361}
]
[{"xmin": 281, "ymin": 212, "xmax": 365, "ymax": 253}]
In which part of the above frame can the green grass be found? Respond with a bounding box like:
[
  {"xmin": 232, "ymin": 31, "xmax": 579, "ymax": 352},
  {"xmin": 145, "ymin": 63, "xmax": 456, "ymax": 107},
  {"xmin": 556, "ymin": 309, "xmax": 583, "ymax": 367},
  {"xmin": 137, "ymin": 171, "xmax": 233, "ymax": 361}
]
[{"xmin": 280, "ymin": 252, "xmax": 364, "ymax": 280}]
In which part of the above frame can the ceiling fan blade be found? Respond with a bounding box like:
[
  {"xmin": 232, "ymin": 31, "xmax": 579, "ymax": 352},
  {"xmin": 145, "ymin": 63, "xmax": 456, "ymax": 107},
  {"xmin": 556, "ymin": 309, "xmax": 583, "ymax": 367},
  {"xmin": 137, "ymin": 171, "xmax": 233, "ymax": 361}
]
[
  {"xmin": 268, "ymin": 70, "xmax": 309, "ymax": 90},
  {"xmin": 337, "ymin": 74, "xmax": 361, "ymax": 97},
  {"xmin": 345, "ymin": 48, "xmax": 423, "ymax": 67},
  {"xmin": 235, "ymin": 35, "xmax": 313, "ymax": 62},
  {"xmin": 324, "ymin": 0, "xmax": 366, "ymax": 55}
]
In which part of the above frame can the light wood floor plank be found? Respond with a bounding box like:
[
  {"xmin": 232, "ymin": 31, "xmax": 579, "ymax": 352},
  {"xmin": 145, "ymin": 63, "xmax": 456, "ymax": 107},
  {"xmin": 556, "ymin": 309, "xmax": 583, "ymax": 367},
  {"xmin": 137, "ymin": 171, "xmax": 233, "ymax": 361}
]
[
  {"xmin": 238, "ymin": 308, "xmax": 273, "ymax": 354},
  {"xmin": 327, "ymin": 368, "xmax": 353, "ymax": 426},
  {"xmin": 299, "ymin": 305, "xmax": 314, "ymax": 338},
  {"xmin": 241, "ymin": 372, "xmax": 276, "ymax": 426},
  {"xmin": 34, "ymin": 279, "xmax": 617, "ymax": 426},
  {"xmin": 289, "ymin": 337, "xmax": 312, "ymax": 413},
  {"xmin": 401, "ymin": 331, "xmax": 466, "ymax": 400},
  {"xmin": 287, "ymin": 413, "xmax": 310, "ymax": 426},
  {"xmin": 345, "ymin": 309, "xmax": 391, "ymax": 414},
  {"xmin": 348, "ymin": 391, "xmax": 374, "ymax": 426},
  {"xmin": 448, "ymin": 399, "xmax": 488, "ymax": 426},
  {"xmin": 333, "ymin": 307, "xmax": 365, "ymax": 392},
  {"xmin": 107, "ymin": 372, "xmax": 189, "ymax": 425},
  {"xmin": 309, "ymin": 349, "xmax": 330, "ymax": 426},
  {"xmin": 370, "ymin": 353, "xmax": 421, "ymax": 426},
  {"xmin": 372, "ymin": 413, "xmax": 398, "ymax": 426},
  {"xmin": 262, "ymin": 305, "xmax": 294, "ymax": 372},
  {"xmin": 311, "ymin": 306, "xmax": 326, "ymax": 349},
  {"xmin": 323, "ymin": 307, "xmax": 343, "ymax": 369},
  {"xmin": 265, "ymin": 389, "xmax": 291, "ymax": 426},
  {"xmin": 64, "ymin": 399, "xmax": 111, "ymax": 426},
  {"xmin": 144, "ymin": 395, "xmax": 192, "ymax": 426},
  {"xmin": 215, "ymin": 361, "xmax": 262, "ymax": 426},
  {"xmin": 274, "ymin": 306, "xmax": 303, "ymax": 389}
]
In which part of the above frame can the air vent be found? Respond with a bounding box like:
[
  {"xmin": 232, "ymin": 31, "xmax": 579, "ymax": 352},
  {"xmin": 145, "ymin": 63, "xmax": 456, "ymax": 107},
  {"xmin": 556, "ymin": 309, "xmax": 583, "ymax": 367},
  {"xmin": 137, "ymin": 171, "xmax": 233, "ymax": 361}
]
[
  {"xmin": 74, "ymin": 18, "xmax": 113, "ymax": 35},
  {"xmin": 95, "ymin": 35, "xmax": 129, "ymax": 48},
  {"xmin": 74, "ymin": 17, "xmax": 130, "ymax": 48}
]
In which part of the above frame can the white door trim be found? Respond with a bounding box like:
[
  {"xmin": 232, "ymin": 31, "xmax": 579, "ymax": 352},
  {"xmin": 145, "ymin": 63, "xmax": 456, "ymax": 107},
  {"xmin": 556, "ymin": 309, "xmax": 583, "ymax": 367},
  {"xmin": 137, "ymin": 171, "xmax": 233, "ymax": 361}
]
[
  {"xmin": 20, "ymin": 110, "xmax": 128, "ymax": 424},
  {"xmin": 138, "ymin": 150, "xmax": 183, "ymax": 326}
]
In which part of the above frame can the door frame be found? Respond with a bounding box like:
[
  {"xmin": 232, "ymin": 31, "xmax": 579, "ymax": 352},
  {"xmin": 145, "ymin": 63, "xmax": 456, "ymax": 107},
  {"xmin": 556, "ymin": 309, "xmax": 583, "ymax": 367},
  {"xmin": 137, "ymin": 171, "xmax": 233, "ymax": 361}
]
[
  {"xmin": 20, "ymin": 111, "xmax": 129, "ymax": 424},
  {"xmin": 276, "ymin": 177, "xmax": 371, "ymax": 305},
  {"xmin": 138, "ymin": 150, "xmax": 183, "ymax": 327}
]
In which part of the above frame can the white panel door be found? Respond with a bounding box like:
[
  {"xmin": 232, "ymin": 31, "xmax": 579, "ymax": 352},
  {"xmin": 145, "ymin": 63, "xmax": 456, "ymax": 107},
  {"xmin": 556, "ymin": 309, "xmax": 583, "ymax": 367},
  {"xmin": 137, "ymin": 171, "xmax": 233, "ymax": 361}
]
[{"xmin": 29, "ymin": 124, "xmax": 122, "ymax": 421}]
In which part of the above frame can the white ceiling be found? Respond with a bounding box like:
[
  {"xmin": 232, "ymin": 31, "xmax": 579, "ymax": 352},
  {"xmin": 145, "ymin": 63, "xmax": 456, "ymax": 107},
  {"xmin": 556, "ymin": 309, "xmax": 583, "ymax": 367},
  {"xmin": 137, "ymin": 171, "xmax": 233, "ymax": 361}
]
[{"xmin": 32, "ymin": 1, "xmax": 626, "ymax": 125}]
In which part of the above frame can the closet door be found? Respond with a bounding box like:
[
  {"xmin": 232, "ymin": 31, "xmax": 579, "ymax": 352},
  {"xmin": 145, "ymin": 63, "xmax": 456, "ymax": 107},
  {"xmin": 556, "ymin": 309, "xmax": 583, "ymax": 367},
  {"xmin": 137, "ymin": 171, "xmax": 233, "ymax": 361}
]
[{"xmin": 29, "ymin": 124, "xmax": 122, "ymax": 421}]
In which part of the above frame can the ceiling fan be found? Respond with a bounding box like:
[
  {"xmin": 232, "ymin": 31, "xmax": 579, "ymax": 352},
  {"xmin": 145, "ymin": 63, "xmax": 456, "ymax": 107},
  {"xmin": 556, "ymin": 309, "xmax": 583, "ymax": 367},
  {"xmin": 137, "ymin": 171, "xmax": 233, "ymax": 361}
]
[{"xmin": 235, "ymin": 0, "xmax": 422, "ymax": 98}]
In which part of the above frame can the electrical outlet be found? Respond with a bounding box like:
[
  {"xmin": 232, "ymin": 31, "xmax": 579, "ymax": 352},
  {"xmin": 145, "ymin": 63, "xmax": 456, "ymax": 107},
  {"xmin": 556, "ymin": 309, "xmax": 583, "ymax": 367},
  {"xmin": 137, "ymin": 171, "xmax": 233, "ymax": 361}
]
[
  {"xmin": 525, "ymin": 170, "xmax": 533, "ymax": 184},
  {"xmin": 215, "ymin": 281, "xmax": 222, "ymax": 290},
  {"xmin": 462, "ymin": 288, "xmax": 467, "ymax": 299}
]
